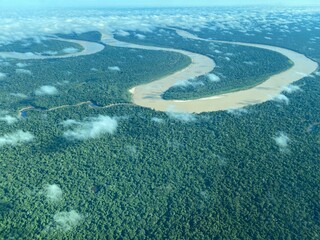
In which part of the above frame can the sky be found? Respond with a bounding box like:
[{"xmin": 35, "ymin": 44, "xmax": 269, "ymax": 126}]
[{"xmin": 0, "ymin": 0, "xmax": 319, "ymax": 8}]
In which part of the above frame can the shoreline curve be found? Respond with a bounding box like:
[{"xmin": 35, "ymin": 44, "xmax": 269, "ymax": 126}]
[
  {"xmin": 3, "ymin": 30, "xmax": 318, "ymax": 114},
  {"xmin": 103, "ymin": 30, "xmax": 318, "ymax": 113},
  {"xmin": 0, "ymin": 38, "xmax": 105, "ymax": 60}
]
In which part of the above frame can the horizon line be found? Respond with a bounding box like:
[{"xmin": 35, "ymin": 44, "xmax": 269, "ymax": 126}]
[{"xmin": 1, "ymin": 4, "xmax": 320, "ymax": 9}]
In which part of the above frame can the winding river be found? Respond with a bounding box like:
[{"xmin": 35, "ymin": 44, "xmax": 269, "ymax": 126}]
[
  {"xmin": 0, "ymin": 38, "xmax": 105, "ymax": 60},
  {"xmin": 1, "ymin": 30, "xmax": 318, "ymax": 114},
  {"xmin": 102, "ymin": 30, "xmax": 318, "ymax": 113}
]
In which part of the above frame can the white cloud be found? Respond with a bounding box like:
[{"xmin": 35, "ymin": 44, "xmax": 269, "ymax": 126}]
[
  {"xmin": 35, "ymin": 85, "xmax": 58, "ymax": 96},
  {"xmin": 173, "ymin": 78, "xmax": 203, "ymax": 88},
  {"xmin": 44, "ymin": 184, "xmax": 63, "ymax": 202},
  {"xmin": 225, "ymin": 52, "xmax": 234, "ymax": 56},
  {"xmin": 0, "ymin": 72, "xmax": 7, "ymax": 79},
  {"xmin": 272, "ymin": 94, "xmax": 289, "ymax": 105},
  {"xmin": 166, "ymin": 111, "xmax": 196, "ymax": 122},
  {"xmin": 53, "ymin": 210, "xmax": 82, "ymax": 232},
  {"xmin": 0, "ymin": 7, "xmax": 316, "ymax": 51},
  {"xmin": 0, "ymin": 130, "xmax": 34, "ymax": 147},
  {"xmin": 63, "ymin": 115, "xmax": 118, "ymax": 141},
  {"xmin": 0, "ymin": 61, "xmax": 11, "ymax": 67},
  {"xmin": 16, "ymin": 62, "xmax": 29, "ymax": 68},
  {"xmin": 244, "ymin": 61, "xmax": 255, "ymax": 65},
  {"xmin": 273, "ymin": 132, "xmax": 290, "ymax": 150},
  {"xmin": 207, "ymin": 73, "xmax": 220, "ymax": 82},
  {"xmin": 16, "ymin": 69, "xmax": 32, "ymax": 75},
  {"xmin": 115, "ymin": 30, "xmax": 130, "ymax": 37},
  {"xmin": 135, "ymin": 33, "xmax": 146, "ymax": 40},
  {"xmin": 62, "ymin": 47, "xmax": 79, "ymax": 54},
  {"xmin": 0, "ymin": 115, "xmax": 18, "ymax": 124},
  {"xmin": 227, "ymin": 108, "xmax": 248, "ymax": 115},
  {"xmin": 42, "ymin": 50, "xmax": 58, "ymax": 55},
  {"xmin": 282, "ymin": 84, "xmax": 301, "ymax": 94},
  {"xmin": 56, "ymin": 80, "xmax": 70, "ymax": 85},
  {"xmin": 10, "ymin": 93, "xmax": 28, "ymax": 98},
  {"xmin": 61, "ymin": 119, "xmax": 79, "ymax": 127},
  {"xmin": 108, "ymin": 66, "xmax": 120, "ymax": 71},
  {"xmin": 151, "ymin": 117, "xmax": 164, "ymax": 123}
]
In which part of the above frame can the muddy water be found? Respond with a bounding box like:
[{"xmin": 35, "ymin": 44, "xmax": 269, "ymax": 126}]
[{"xmin": 103, "ymin": 30, "xmax": 318, "ymax": 113}]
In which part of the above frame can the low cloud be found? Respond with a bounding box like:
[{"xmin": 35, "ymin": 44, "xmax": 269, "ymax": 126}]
[
  {"xmin": 10, "ymin": 93, "xmax": 28, "ymax": 98},
  {"xmin": 0, "ymin": 115, "xmax": 18, "ymax": 125},
  {"xmin": 16, "ymin": 63, "xmax": 29, "ymax": 68},
  {"xmin": 227, "ymin": 108, "xmax": 249, "ymax": 116},
  {"xmin": 42, "ymin": 50, "xmax": 58, "ymax": 56},
  {"xmin": 151, "ymin": 117, "xmax": 164, "ymax": 123},
  {"xmin": 244, "ymin": 61, "xmax": 256, "ymax": 65},
  {"xmin": 0, "ymin": 60, "xmax": 11, "ymax": 67},
  {"xmin": 108, "ymin": 66, "xmax": 120, "ymax": 71},
  {"xmin": 173, "ymin": 78, "xmax": 203, "ymax": 88},
  {"xmin": 166, "ymin": 111, "xmax": 196, "ymax": 122},
  {"xmin": 62, "ymin": 47, "xmax": 79, "ymax": 54},
  {"xmin": 207, "ymin": 73, "xmax": 220, "ymax": 82},
  {"xmin": 63, "ymin": 115, "xmax": 118, "ymax": 141},
  {"xmin": 16, "ymin": 69, "xmax": 32, "ymax": 75},
  {"xmin": 53, "ymin": 210, "xmax": 82, "ymax": 232},
  {"xmin": 0, "ymin": 72, "xmax": 7, "ymax": 80},
  {"xmin": 282, "ymin": 84, "xmax": 301, "ymax": 94},
  {"xmin": 61, "ymin": 119, "xmax": 79, "ymax": 127},
  {"xmin": 273, "ymin": 132, "xmax": 290, "ymax": 151},
  {"xmin": 0, "ymin": 130, "xmax": 34, "ymax": 147},
  {"xmin": 272, "ymin": 94, "xmax": 289, "ymax": 105},
  {"xmin": 0, "ymin": 8, "xmax": 317, "ymax": 49},
  {"xmin": 225, "ymin": 52, "xmax": 234, "ymax": 57},
  {"xmin": 115, "ymin": 30, "xmax": 130, "ymax": 37},
  {"xmin": 56, "ymin": 80, "xmax": 70, "ymax": 85},
  {"xmin": 44, "ymin": 184, "xmax": 63, "ymax": 202},
  {"xmin": 135, "ymin": 33, "xmax": 146, "ymax": 40},
  {"xmin": 35, "ymin": 85, "xmax": 58, "ymax": 96}
]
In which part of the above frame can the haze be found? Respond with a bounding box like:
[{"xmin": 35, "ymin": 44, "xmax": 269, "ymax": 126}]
[{"xmin": 1, "ymin": 0, "xmax": 319, "ymax": 8}]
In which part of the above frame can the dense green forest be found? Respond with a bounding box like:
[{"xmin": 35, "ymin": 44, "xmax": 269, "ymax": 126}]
[
  {"xmin": 188, "ymin": 14, "xmax": 320, "ymax": 65},
  {"xmin": 56, "ymin": 31, "xmax": 103, "ymax": 42},
  {"xmin": 0, "ymin": 13, "xmax": 319, "ymax": 240},
  {"xmin": 0, "ymin": 38, "xmax": 190, "ymax": 111},
  {"xmin": 115, "ymin": 28, "xmax": 293, "ymax": 100},
  {"xmin": 0, "ymin": 39, "xmax": 83, "ymax": 56}
]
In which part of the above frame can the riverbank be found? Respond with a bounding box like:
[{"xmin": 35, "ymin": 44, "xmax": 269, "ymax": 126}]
[{"xmin": 104, "ymin": 30, "xmax": 318, "ymax": 113}]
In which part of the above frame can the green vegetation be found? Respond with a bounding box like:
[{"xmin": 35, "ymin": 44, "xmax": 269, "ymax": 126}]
[
  {"xmin": 57, "ymin": 31, "xmax": 102, "ymax": 42},
  {"xmin": 115, "ymin": 28, "xmax": 293, "ymax": 100},
  {"xmin": 0, "ymin": 23, "xmax": 319, "ymax": 240},
  {"xmin": 0, "ymin": 39, "xmax": 84, "ymax": 56},
  {"xmin": 0, "ymin": 41, "xmax": 191, "ymax": 111}
]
